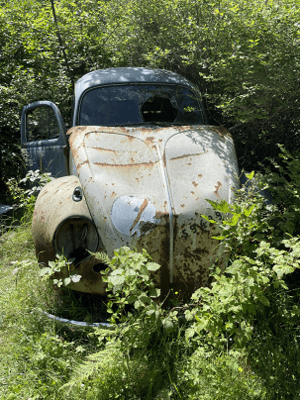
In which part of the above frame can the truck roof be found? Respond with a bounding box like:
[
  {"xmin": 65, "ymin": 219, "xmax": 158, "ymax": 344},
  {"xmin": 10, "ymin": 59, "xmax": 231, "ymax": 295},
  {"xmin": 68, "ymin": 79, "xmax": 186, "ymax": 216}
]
[{"xmin": 74, "ymin": 67, "xmax": 198, "ymax": 99}]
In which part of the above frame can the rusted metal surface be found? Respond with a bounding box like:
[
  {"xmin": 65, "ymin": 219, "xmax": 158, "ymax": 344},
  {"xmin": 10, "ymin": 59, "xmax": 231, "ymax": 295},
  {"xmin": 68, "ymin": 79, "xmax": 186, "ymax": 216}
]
[
  {"xmin": 68, "ymin": 124, "xmax": 239, "ymax": 295},
  {"xmin": 24, "ymin": 68, "xmax": 240, "ymax": 297},
  {"xmin": 32, "ymin": 175, "xmax": 107, "ymax": 295}
]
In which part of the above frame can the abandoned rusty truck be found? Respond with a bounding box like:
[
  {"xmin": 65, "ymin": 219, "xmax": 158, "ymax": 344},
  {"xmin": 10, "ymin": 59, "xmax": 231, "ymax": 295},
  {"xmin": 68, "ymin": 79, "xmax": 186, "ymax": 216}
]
[{"xmin": 20, "ymin": 67, "xmax": 239, "ymax": 296}]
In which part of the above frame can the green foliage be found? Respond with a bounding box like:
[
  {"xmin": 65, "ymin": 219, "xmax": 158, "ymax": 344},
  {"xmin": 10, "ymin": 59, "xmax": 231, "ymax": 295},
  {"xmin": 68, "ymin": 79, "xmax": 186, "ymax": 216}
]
[
  {"xmin": 4, "ymin": 169, "xmax": 52, "ymax": 224},
  {"xmin": 96, "ymin": 247, "xmax": 161, "ymax": 323},
  {"xmin": 263, "ymin": 145, "xmax": 300, "ymax": 240},
  {"xmin": 178, "ymin": 349, "xmax": 265, "ymax": 400},
  {"xmin": 64, "ymin": 248, "xmax": 182, "ymax": 399},
  {"xmin": 63, "ymin": 245, "xmax": 267, "ymax": 400},
  {"xmin": 1, "ymin": 0, "xmax": 300, "ymax": 178},
  {"xmin": 185, "ymin": 148, "xmax": 300, "ymax": 348},
  {"xmin": 181, "ymin": 147, "xmax": 300, "ymax": 398},
  {"xmin": 39, "ymin": 253, "xmax": 82, "ymax": 287},
  {"xmin": 7, "ymin": 169, "xmax": 51, "ymax": 204},
  {"xmin": 0, "ymin": 221, "xmax": 100, "ymax": 400}
]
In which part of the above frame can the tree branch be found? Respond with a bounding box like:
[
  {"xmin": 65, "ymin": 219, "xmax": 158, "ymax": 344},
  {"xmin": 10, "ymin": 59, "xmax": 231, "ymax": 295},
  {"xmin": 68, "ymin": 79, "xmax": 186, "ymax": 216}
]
[{"xmin": 50, "ymin": 0, "xmax": 74, "ymax": 88}]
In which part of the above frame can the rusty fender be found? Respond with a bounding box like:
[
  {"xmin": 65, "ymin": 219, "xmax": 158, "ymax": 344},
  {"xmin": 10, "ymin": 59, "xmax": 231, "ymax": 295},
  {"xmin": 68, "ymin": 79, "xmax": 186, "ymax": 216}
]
[{"xmin": 32, "ymin": 175, "xmax": 107, "ymax": 295}]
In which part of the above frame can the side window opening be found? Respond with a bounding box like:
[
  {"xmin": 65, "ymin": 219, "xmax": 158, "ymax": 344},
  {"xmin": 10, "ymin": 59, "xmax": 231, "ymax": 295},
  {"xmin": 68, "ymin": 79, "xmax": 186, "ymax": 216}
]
[
  {"xmin": 26, "ymin": 106, "xmax": 60, "ymax": 142},
  {"xmin": 141, "ymin": 96, "xmax": 178, "ymax": 123}
]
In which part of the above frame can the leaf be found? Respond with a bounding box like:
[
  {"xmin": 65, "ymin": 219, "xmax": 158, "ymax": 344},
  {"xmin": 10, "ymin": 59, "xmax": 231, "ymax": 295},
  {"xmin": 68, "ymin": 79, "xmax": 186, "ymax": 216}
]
[
  {"xmin": 273, "ymin": 264, "xmax": 294, "ymax": 279},
  {"xmin": 202, "ymin": 215, "xmax": 217, "ymax": 223},
  {"xmin": 127, "ymin": 295, "xmax": 137, "ymax": 304},
  {"xmin": 71, "ymin": 274, "xmax": 81, "ymax": 283},
  {"xmin": 205, "ymin": 199, "xmax": 231, "ymax": 213},
  {"xmin": 64, "ymin": 277, "xmax": 71, "ymax": 286},
  {"xmin": 146, "ymin": 262, "xmax": 160, "ymax": 272},
  {"xmin": 108, "ymin": 275, "xmax": 125, "ymax": 286},
  {"xmin": 139, "ymin": 295, "xmax": 151, "ymax": 304},
  {"xmin": 48, "ymin": 261, "xmax": 57, "ymax": 269},
  {"xmin": 149, "ymin": 288, "xmax": 161, "ymax": 298},
  {"xmin": 258, "ymin": 295, "xmax": 270, "ymax": 307},
  {"xmin": 245, "ymin": 171, "xmax": 255, "ymax": 180},
  {"xmin": 134, "ymin": 300, "xmax": 142, "ymax": 309},
  {"xmin": 243, "ymin": 204, "xmax": 255, "ymax": 217},
  {"xmin": 163, "ymin": 318, "xmax": 174, "ymax": 334},
  {"xmin": 185, "ymin": 327, "xmax": 195, "ymax": 341},
  {"xmin": 39, "ymin": 267, "xmax": 51, "ymax": 276},
  {"xmin": 227, "ymin": 214, "xmax": 240, "ymax": 226}
]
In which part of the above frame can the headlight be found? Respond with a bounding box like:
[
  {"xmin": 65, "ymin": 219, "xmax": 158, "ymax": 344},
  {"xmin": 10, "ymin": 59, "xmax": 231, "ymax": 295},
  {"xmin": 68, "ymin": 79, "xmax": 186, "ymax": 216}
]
[{"xmin": 54, "ymin": 217, "xmax": 99, "ymax": 266}]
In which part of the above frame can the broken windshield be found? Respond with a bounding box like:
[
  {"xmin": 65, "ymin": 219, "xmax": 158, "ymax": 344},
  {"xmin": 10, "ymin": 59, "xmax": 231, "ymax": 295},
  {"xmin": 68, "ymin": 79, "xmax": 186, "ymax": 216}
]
[{"xmin": 78, "ymin": 84, "xmax": 205, "ymax": 126}]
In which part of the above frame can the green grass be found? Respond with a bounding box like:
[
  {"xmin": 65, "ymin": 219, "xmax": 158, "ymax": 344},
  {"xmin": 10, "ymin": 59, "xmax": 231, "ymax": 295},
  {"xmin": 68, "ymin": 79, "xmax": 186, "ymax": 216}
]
[
  {"xmin": 1, "ymin": 216, "xmax": 299, "ymax": 400},
  {"xmin": 0, "ymin": 220, "xmax": 265, "ymax": 400},
  {"xmin": 0, "ymin": 220, "xmax": 95, "ymax": 399}
]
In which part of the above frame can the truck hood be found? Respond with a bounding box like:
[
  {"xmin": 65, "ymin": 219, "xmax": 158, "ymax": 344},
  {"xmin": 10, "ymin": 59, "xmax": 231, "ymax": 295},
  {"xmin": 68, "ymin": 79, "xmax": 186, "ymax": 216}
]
[{"xmin": 68, "ymin": 125, "xmax": 239, "ymax": 294}]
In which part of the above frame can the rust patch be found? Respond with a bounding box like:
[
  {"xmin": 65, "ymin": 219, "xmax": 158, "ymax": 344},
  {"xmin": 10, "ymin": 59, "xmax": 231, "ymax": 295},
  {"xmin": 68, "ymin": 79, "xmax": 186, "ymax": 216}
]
[
  {"xmin": 177, "ymin": 125, "xmax": 192, "ymax": 131},
  {"xmin": 145, "ymin": 136, "xmax": 155, "ymax": 145},
  {"xmin": 170, "ymin": 150, "xmax": 208, "ymax": 161},
  {"xmin": 208, "ymin": 126, "xmax": 230, "ymax": 137},
  {"xmin": 139, "ymin": 221, "xmax": 157, "ymax": 234},
  {"xmin": 163, "ymin": 151, "xmax": 166, "ymax": 168},
  {"xmin": 190, "ymin": 191, "xmax": 195, "ymax": 195},
  {"xmin": 180, "ymin": 204, "xmax": 185, "ymax": 208},
  {"xmin": 130, "ymin": 199, "xmax": 148, "ymax": 233},
  {"xmin": 93, "ymin": 161, "xmax": 156, "ymax": 168},
  {"xmin": 76, "ymin": 160, "xmax": 89, "ymax": 171},
  {"xmin": 88, "ymin": 146, "xmax": 117, "ymax": 153},
  {"xmin": 192, "ymin": 181, "xmax": 198, "ymax": 188},
  {"xmin": 213, "ymin": 181, "xmax": 222, "ymax": 197},
  {"xmin": 155, "ymin": 211, "xmax": 167, "ymax": 218},
  {"xmin": 198, "ymin": 174, "xmax": 203, "ymax": 178},
  {"xmin": 126, "ymin": 135, "xmax": 136, "ymax": 142},
  {"xmin": 111, "ymin": 191, "xmax": 117, "ymax": 197}
]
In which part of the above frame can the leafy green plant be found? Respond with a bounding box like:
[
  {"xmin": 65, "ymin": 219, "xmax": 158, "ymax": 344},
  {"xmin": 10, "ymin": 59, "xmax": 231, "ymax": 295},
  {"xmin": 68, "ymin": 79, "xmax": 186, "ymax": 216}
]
[
  {"xmin": 96, "ymin": 247, "xmax": 161, "ymax": 324},
  {"xmin": 180, "ymin": 148, "xmax": 300, "ymax": 399},
  {"xmin": 39, "ymin": 253, "xmax": 81, "ymax": 287},
  {"xmin": 183, "ymin": 157, "xmax": 300, "ymax": 345},
  {"xmin": 6, "ymin": 169, "xmax": 52, "ymax": 215},
  {"xmin": 178, "ymin": 348, "xmax": 266, "ymax": 400}
]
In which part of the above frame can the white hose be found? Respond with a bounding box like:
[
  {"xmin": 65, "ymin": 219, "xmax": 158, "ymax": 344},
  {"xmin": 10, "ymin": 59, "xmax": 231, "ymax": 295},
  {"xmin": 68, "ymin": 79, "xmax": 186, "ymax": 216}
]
[{"xmin": 41, "ymin": 310, "xmax": 112, "ymax": 328}]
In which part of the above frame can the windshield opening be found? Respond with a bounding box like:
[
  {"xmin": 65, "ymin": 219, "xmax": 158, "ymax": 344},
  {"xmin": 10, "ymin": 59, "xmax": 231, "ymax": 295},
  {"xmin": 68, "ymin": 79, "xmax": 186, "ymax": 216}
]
[{"xmin": 78, "ymin": 84, "xmax": 204, "ymax": 126}]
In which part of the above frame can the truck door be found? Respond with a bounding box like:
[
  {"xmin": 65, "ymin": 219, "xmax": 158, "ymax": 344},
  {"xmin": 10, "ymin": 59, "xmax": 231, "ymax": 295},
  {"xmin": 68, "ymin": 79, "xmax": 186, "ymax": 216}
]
[{"xmin": 21, "ymin": 101, "xmax": 69, "ymax": 177}]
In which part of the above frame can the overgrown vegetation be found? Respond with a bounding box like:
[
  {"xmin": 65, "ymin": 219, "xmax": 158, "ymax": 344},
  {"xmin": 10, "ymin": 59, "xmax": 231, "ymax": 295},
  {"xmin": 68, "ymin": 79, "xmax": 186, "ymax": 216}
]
[
  {"xmin": 1, "ymin": 0, "xmax": 300, "ymax": 198},
  {"xmin": 1, "ymin": 148, "xmax": 300, "ymax": 399}
]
